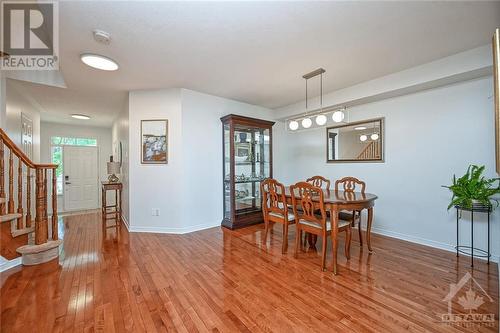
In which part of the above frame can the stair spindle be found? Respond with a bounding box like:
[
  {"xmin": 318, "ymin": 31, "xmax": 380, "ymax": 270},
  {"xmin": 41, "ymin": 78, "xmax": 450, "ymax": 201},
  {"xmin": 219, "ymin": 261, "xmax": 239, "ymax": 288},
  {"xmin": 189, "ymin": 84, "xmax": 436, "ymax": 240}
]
[
  {"xmin": 17, "ymin": 157, "xmax": 23, "ymax": 229},
  {"xmin": 26, "ymin": 167, "xmax": 32, "ymax": 227},
  {"xmin": 8, "ymin": 149, "xmax": 14, "ymax": 214},
  {"xmin": 51, "ymin": 169, "xmax": 58, "ymax": 240},
  {"xmin": 0, "ymin": 138, "xmax": 5, "ymax": 215}
]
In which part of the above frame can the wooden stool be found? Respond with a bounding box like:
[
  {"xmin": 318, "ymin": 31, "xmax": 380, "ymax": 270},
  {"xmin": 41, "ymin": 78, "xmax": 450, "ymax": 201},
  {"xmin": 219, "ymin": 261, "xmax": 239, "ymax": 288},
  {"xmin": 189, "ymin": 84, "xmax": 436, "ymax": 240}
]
[{"xmin": 101, "ymin": 181, "xmax": 122, "ymax": 228}]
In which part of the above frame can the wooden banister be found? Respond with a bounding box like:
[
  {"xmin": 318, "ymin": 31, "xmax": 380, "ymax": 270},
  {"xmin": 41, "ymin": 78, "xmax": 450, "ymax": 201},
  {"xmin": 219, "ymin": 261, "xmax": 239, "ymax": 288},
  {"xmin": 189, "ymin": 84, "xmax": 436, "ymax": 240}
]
[
  {"xmin": 8, "ymin": 150, "xmax": 14, "ymax": 214},
  {"xmin": 0, "ymin": 128, "xmax": 57, "ymax": 248},
  {"xmin": 0, "ymin": 129, "xmax": 36, "ymax": 169},
  {"xmin": 0, "ymin": 129, "xmax": 57, "ymax": 170},
  {"xmin": 0, "ymin": 137, "xmax": 5, "ymax": 215}
]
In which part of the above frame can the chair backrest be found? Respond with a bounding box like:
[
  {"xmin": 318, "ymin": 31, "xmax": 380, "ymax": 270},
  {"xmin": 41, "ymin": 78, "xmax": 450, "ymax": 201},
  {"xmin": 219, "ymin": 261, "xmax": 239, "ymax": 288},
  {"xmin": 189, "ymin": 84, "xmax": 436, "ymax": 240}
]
[
  {"xmin": 335, "ymin": 177, "xmax": 366, "ymax": 194},
  {"xmin": 289, "ymin": 182, "xmax": 326, "ymax": 229},
  {"xmin": 306, "ymin": 175, "xmax": 331, "ymax": 190},
  {"xmin": 260, "ymin": 178, "xmax": 287, "ymax": 218}
]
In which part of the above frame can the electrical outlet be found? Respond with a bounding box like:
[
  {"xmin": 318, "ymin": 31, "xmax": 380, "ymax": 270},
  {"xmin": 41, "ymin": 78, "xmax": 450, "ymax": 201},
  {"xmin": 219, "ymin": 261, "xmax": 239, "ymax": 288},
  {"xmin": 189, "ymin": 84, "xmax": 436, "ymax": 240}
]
[{"xmin": 151, "ymin": 208, "xmax": 160, "ymax": 216}]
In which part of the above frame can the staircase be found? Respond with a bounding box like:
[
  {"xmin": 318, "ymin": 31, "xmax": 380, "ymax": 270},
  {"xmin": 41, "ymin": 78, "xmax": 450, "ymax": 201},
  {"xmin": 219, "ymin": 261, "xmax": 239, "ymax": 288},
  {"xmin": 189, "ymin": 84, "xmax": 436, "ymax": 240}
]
[
  {"xmin": 357, "ymin": 141, "xmax": 381, "ymax": 160},
  {"xmin": 0, "ymin": 128, "xmax": 61, "ymax": 266}
]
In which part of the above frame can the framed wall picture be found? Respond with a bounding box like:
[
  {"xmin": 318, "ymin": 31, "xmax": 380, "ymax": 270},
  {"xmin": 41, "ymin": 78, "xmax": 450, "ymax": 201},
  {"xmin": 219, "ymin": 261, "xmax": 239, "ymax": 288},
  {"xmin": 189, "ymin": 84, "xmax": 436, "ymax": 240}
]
[{"xmin": 141, "ymin": 119, "xmax": 168, "ymax": 164}]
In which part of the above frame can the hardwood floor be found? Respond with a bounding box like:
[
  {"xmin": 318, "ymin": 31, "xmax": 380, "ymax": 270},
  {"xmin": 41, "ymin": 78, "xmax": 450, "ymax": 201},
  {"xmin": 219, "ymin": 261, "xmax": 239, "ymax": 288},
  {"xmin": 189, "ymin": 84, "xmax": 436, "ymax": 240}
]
[{"xmin": 1, "ymin": 212, "xmax": 498, "ymax": 332}]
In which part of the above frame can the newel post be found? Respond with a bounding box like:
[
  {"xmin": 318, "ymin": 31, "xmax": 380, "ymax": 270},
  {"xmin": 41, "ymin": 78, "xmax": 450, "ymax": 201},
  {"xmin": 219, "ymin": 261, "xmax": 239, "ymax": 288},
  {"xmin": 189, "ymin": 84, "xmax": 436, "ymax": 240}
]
[
  {"xmin": 35, "ymin": 168, "xmax": 48, "ymax": 245},
  {"xmin": 51, "ymin": 168, "xmax": 58, "ymax": 240},
  {"xmin": 0, "ymin": 137, "xmax": 5, "ymax": 215}
]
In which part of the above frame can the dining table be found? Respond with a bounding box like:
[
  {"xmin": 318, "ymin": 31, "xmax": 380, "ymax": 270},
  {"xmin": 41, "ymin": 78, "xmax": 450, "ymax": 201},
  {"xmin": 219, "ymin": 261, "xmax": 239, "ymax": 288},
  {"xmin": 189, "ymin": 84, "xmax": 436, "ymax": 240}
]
[{"xmin": 283, "ymin": 187, "xmax": 378, "ymax": 275}]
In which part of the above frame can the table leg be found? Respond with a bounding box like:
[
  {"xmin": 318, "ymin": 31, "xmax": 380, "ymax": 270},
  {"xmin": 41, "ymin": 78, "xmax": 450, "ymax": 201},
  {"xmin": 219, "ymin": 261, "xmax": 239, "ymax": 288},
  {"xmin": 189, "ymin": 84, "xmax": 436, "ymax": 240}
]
[
  {"xmin": 330, "ymin": 205, "xmax": 339, "ymax": 275},
  {"xmin": 102, "ymin": 187, "xmax": 106, "ymax": 222},
  {"xmin": 367, "ymin": 207, "xmax": 374, "ymax": 253},
  {"xmin": 118, "ymin": 188, "xmax": 122, "ymax": 227},
  {"xmin": 115, "ymin": 189, "xmax": 119, "ymax": 225}
]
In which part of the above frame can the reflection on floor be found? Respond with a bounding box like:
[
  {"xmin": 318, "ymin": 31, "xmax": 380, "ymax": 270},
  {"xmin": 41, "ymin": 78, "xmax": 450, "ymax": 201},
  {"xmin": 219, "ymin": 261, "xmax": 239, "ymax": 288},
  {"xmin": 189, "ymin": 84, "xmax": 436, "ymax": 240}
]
[{"xmin": 0, "ymin": 212, "xmax": 498, "ymax": 332}]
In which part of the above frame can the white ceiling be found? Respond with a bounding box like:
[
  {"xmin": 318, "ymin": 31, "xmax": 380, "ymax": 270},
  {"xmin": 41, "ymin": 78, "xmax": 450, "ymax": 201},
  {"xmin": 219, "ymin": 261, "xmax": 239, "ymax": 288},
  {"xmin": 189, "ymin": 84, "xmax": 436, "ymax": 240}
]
[{"xmin": 9, "ymin": 1, "xmax": 500, "ymax": 127}]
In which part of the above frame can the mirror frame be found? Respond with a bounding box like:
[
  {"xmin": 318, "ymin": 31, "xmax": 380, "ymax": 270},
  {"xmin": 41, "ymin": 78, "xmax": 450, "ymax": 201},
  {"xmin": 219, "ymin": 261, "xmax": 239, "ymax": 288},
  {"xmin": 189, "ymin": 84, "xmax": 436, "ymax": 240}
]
[{"xmin": 326, "ymin": 117, "xmax": 385, "ymax": 163}]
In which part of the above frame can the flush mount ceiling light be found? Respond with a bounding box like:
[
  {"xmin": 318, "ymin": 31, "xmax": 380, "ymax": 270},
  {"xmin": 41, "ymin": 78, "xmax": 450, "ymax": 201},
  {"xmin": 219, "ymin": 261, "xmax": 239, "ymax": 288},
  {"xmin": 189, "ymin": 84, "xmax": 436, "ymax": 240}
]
[
  {"xmin": 315, "ymin": 114, "xmax": 327, "ymax": 126},
  {"xmin": 302, "ymin": 117, "xmax": 312, "ymax": 128},
  {"xmin": 354, "ymin": 126, "xmax": 367, "ymax": 131},
  {"xmin": 71, "ymin": 114, "xmax": 91, "ymax": 120},
  {"xmin": 360, "ymin": 134, "xmax": 368, "ymax": 142},
  {"xmin": 80, "ymin": 53, "xmax": 118, "ymax": 71},
  {"xmin": 289, "ymin": 120, "xmax": 299, "ymax": 131}
]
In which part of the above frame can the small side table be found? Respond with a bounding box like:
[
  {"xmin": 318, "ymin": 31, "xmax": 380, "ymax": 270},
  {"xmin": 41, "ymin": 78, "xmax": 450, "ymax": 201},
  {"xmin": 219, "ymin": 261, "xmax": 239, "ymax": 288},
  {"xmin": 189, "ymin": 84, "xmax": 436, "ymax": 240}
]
[
  {"xmin": 101, "ymin": 181, "xmax": 122, "ymax": 228},
  {"xmin": 455, "ymin": 203, "xmax": 492, "ymax": 267}
]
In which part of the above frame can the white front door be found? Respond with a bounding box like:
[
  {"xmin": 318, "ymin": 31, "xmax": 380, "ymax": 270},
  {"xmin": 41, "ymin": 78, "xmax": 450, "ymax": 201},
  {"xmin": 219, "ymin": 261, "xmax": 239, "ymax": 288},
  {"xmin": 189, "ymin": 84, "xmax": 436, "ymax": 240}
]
[{"xmin": 63, "ymin": 146, "xmax": 99, "ymax": 211}]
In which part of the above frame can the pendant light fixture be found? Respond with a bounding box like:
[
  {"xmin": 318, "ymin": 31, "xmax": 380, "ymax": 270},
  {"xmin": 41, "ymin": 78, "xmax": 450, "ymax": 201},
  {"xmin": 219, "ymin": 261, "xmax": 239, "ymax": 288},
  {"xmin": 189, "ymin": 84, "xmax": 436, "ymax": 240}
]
[
  {"xmin": 289, "ymin": 120, "xmax": 299, "ymax": 131},
  {"xmin": 303, "ymin": 68, "xmax": 325, "ymax": 129},
  {"xmin": 302, "ymin": 118, "xmax": 312, "ymax": 128},
  {"xmin": 288, "ymin": 68, "xmax": 349, "ymax": 131},
  {"xmin": 315, "ymin": 114, "xmax": 327, "ymax": 126},
  {"xmin": 332, "ymin": 107, "xmax": 345, "ymax": 123}
]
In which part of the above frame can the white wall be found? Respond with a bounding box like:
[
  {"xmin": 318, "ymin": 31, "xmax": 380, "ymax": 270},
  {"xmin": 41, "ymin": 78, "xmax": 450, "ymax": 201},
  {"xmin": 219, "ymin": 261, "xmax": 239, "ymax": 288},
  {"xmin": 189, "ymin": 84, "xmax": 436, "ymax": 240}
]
[
  {"xmin": 128, "ymin": 89, "xmax": 184, "ymax": 231},
  {"xmin": 125, "ymin": 88, "xmax": 286, "ymax": 233},
  {"xmin": 0, "ymin": 73, "xmax": 6, "ymax": 129},
  {"xmin": 5, "ymin": 80, "xmax": 41, "ymax": 163},
  {"xmin": 111, "ymin": 98, "xmax": 130, "ymax": 225},
  {"xmin": 181, "ymin": 89, "xmax": 285, "ymax": 232},
  {"xmin": 40, "ymin": 122, "xmax": 112, "ymax": 212},
  {"xmin": 275, "ymin": 77, "xmax": 499, "ymax": 259}
]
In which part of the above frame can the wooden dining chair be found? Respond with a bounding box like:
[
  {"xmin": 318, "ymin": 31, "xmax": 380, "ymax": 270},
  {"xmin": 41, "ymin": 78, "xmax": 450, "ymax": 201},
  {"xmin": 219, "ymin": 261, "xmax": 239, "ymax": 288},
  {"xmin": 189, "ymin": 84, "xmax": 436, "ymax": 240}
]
[
  {"xmin": 306, "ymin": 175, "xmax": 331, "ymax": 190},
  {"xmin": 290, "ymin": 182, "xmax": 351, "ymax": 271},
  {"xmin": 261, "ymin": 178, "xmax": 295, "ymax": 253},
  {"xmin": 335, "ymin": 177, "xmax": 366, "ymax": 246}
]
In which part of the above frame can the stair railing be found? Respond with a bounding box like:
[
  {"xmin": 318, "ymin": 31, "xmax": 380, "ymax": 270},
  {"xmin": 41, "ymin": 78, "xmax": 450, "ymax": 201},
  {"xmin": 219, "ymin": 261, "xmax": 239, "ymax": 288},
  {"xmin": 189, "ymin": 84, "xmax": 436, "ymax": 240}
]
[
  {"xmin": 0, "ymin": 128, "xmax": 58, "ymax": 245},
  {"xmin": 356, "ymin": 141, "xmax": 380, "ymax": 160}
]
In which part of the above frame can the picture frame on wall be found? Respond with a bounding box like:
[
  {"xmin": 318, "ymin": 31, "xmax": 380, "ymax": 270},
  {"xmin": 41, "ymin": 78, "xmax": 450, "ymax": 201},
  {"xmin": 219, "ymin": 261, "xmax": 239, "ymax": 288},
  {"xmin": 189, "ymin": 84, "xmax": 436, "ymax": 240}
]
[{"xmin": 141, "ymin": 119, "xmax": 168, "ymax": 164}]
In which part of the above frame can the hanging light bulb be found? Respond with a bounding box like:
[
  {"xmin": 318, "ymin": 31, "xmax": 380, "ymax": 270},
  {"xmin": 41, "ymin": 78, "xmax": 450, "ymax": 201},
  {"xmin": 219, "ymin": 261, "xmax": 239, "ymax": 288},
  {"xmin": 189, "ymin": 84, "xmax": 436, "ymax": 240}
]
[
  {"xmin": 332, "ymin": 110, "xmax": 345, "ymax": 123},
  {"xmin": 360, "ymin": 134, "xmax": 368, "ymax": 142},
  {"xmin": 289, "ymin": 120, "xmax": 299, "ymax": 131},
  {"xmin": 302, "ymin": 117, "xmax": 312, "ymax": 128},
  {"xmin": 315, "ymin": 114, "xmax": 327, "ymax": 126},
  {"xmin": 370, "ymin": 133, "xmax": 379, "ymax": 141}
]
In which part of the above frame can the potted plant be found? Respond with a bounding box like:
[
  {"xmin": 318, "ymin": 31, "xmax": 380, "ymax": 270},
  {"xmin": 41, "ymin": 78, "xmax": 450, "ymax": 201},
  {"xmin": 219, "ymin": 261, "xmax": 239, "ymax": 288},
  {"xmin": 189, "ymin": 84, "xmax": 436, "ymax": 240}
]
[{"xmin": 443, "ymin": 165, "xmax": 500, "ymax": 210}]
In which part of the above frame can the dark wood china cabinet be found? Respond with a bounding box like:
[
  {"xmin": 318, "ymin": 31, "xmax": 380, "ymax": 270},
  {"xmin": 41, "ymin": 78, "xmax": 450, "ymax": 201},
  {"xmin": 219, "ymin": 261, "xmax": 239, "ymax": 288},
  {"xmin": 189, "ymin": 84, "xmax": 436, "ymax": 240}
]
[{"xmin": 221, "ymin": 114, "xmax": 275, "ymax": 229}]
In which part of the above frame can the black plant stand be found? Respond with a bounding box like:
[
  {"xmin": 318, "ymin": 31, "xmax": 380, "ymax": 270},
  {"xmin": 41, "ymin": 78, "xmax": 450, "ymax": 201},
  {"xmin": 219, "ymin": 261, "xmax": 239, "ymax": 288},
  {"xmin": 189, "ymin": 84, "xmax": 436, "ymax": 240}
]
[{"xmin": 455, "ymin": 203, "xmax": 492, "ymax": 267}]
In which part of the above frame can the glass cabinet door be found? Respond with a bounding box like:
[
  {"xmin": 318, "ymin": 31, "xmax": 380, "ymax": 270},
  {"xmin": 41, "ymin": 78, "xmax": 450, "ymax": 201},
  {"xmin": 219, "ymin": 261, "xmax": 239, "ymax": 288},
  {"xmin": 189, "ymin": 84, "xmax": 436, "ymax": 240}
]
[
  {"xmin": 221, "ymin": 114, "xmax": 274, "ymax": 229},
  {"xmin": 223, "ymin": 123, "xmax": 231, "ymax": 220},
  {"xmin": 233, "ymin": 126, "xmax": 270, "ymax": 215}
]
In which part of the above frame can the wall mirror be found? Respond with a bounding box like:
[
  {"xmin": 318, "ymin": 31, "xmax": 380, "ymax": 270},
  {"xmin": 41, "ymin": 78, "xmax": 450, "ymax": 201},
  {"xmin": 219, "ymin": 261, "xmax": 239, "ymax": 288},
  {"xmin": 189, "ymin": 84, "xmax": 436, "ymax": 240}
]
[{"xmin": 326, "ymin": 118, "xmax": 384, "ymax": 163}]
